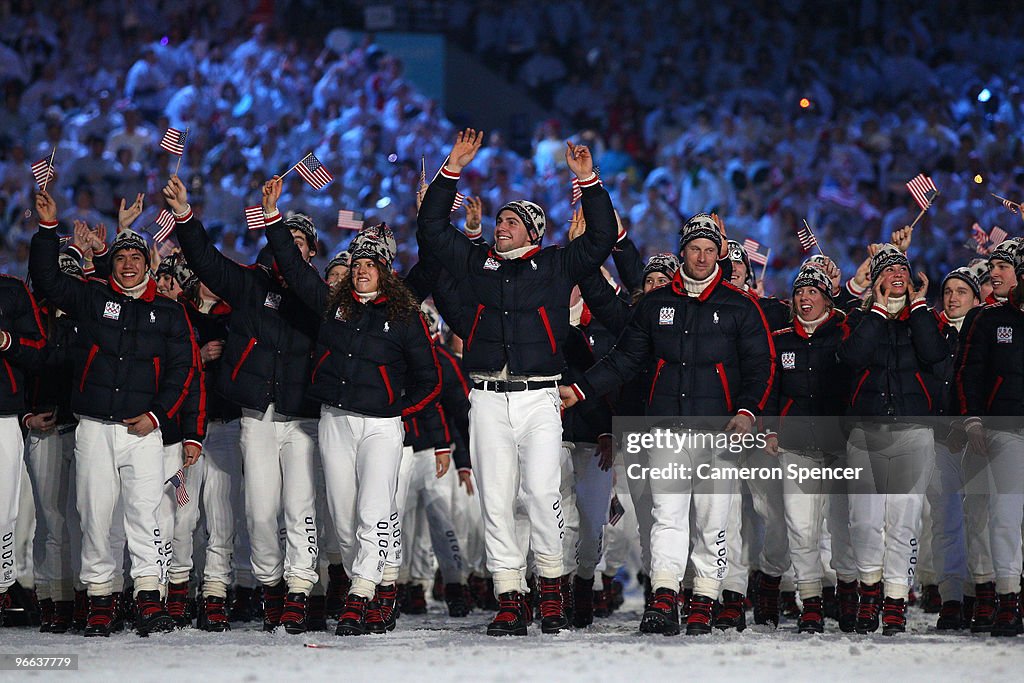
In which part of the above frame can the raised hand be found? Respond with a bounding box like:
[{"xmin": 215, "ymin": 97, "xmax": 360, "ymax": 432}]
[
  {"xmin": 35, "ymin": 190, "xmax": 57, "ymax": 224},
  {"xmin": 162, "ymin": 175, "xmax": 189, "ymax": 214},
  {"xmin": 73, "ymin": 220, "xmax": 93, "ymax": 258},
  {"xmin": 872, "ymin": 274, "xmax": 891, "ymax": 305},
  {"xmin": 447, "ymin": 128, "xmax": 484, "ymax": 173},
  {"xmin": 908, "ymin": 270, "xmax": 929, "ymax": 302},
  {"xmin": 565, "ymin": 141, "xmax": 594, "ymax": 179},
  {"xmin": 118, "ymin": 193, "xmax": 145, "ymax": 232},
  {"xmin": 91, "ymin": 223, "xmax": 107, "ymax": 251},
  {"xmin": 464, "ymin": 195, "xmax": 483, "ymax": 235},
  {"xmin": 711, "ymin": 212, "xmax": 728, "ymax": 258},
  {"xmin": 890, "ymin": 226, "xmax": 913, "ymax": 252},
  {"xmin": 853, "ymin": 255, "xmax": 872, "ymax": 291},
  {"xmin": 568, "ymin": 206, "xmax": 586, "ymax": 241},
  {"xmin": 262, "ymin": 175, "xmax": 283, "ymax": 214}
]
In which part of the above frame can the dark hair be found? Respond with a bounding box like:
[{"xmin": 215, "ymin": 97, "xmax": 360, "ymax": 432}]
[{"xmin": 326, "ymin": 265, "xmax": 419, "ymax": 323}]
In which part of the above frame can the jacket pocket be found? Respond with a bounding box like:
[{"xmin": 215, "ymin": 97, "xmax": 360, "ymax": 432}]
[
  {"xmin": 153, "ymin": 357, "xmax": 160, "ymax": 392},
  {"xmin": 914, "ymin": 371, "xmax": 932, "ymax": 412},
  {"xmin": 986, "ymin": 375, "xmax": 1004, "ymax": 411},
  {"xmin": 378, "ymin": 365, "xmax": 395, "ymax": 405},
  {"xmin": 537, "ymin": 306, "xmax": 557, "ymax": 354},
  {"xmin": 648, "ymin": 358, "xmax": 667, "ymax": 406},
  {"xmin": 851, "ymin": 369, "xmax": 870, "ymax": 407},
  {"xmin": 311, "ymin": 350, "xmax": 331, "ymax": 384},
  {"xmin": 466, "ymin": 304, "xmax": 485, "ymax": 351},
  {"xmin": 79, "ymin": 344, "xmax": 99, "ymax": 392},
  {"xmin": 715, "ymin": 362, "xmax": 733, "ymax": 413},
  {"xmin": 231, "ymin": 338, "xmax": 257, "ymax": 382}
]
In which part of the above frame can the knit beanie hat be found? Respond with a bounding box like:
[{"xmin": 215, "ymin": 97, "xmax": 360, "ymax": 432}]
[
  {"xmin": 58, "ymin": 252, "xmax": 84, "ymax": 279},
  {"xmin": 325, "ymin": 249, "xmax": 351, "ymax": 277},
  {"xmin": 967, "ymin": 258, "xmax": 991, "ymax": 285},
  {"xmin": 643, "ymin": 252, "xmax": 680, "ymax": 280},
  {"xmin": 678, "ymin": 212, "xmax": 723, "ymax": 252},
  {"xmin": 941, "ymin": 266, "xmax": 981, "ymax": 300},
  {"xmin": 498, "ymin": 200, "xmax": 547, "ymax": 244},
  {"xmin": 726, "ymin": 239, "xmax": 755, "ymax": 287},
  {"xmin": 989, "ymin": 237, "xmax": 1023, "ymax": 268},
  {"xmin": 284, "ymin": 212, "xmax": 318, "ymax": 251},
  {"xmin": 793, "ymin": 265, "xmax": 834, "ymax": 301},
  {"xmin": 110, "ymin": 229, "xmax": 150, "ymax": 265},
  {"xmin": 349, "ymin": 223, "xmax": 398, "ymax": 270},
  {"xmin": 869, "ymin": 244, "xmax": 911, "ymax": 282}
]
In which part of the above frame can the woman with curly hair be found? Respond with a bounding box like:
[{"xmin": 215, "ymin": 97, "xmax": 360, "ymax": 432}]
[{"xmin": 261, "ymin": 177, "xmax": 441, "ymax": 637}]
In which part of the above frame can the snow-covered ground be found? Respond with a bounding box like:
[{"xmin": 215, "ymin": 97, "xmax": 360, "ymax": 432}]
[{"xmin": 3, "ymin": 597, "xmax": 1022, "ymax": 682}]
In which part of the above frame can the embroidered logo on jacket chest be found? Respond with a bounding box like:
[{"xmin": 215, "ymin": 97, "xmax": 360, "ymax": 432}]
[
  {"xmin": 658, "ymin": 307, "xmax": 675, "ymax": 325},
  {"xmin": 997, "ymin": 326, "xmax": 1013, "ymax": 344},
  {"xmin": 781, "ymin": 351, "xmax": 796, "ymax": 369},
  {"xmin": 483, "ymin": 257, "xmax": 501, "ymax": 271},
  {"xmin": 264, "ymin": 292, "xmax": 282, "ymax": 310},
  {"xmin": 334, "ymin": 307, "xmax": 345, "ymax": 321},
  {"xmin": 103, "ymin": 301, "xmax": 121, "ymax": 320}
]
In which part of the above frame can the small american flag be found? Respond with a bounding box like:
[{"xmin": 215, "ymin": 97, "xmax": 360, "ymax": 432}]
[
  {"xmin": 166, "ymin": 468, "xmax": 190, "ymax": 507},
  {"xmin": 796, "ymin": 222, "xmax": 818, "ymax": 253},
  {"xmin": 971, "ymin": 223, "xmax": 989, "ymax": 253},
  {"xmin": 337, "ymin": 209, "xmax": 363, "ymax": 230},
  {"xmin": 570, "ymin": 175, "xmax": 604, "ymax": 205},
  {"xmin": 990, "ymin": 226, "xmax": 1009, "ymax": 248},
  {"xmin": 30, "ymin": 158, "xmax": 54, "ymax": 189},
  {"xmin": 160, "ymin": 128, "xmax": 187, "ymax": 156},
  {"xmin": 906, "ymin": 173, "xmax": 937, "ymax": 210},
  {"xmin": 451, "ymin": 192, "xmax": 465, "ymax": 213},
  {"xmin": 1000, "ymin": 197, "xmax": 1020, "ymax": 215},
  {"xmin": 743, "ymin": 238, "xmax": 770, "ymax": 266},
  {"xmin": 608, "ymin": 495, "xmax": 625, "ymax": 526},
  {"xmin": 244, "ymin": 205, "xmax": 265, "ymax": 231},
  {"xmin": 153, "ymin": 210, "xmax": 176, "ymax": 242},
  {"xmin": 295, "ymin": 153, "xmax": 334, "ymax": 190}
]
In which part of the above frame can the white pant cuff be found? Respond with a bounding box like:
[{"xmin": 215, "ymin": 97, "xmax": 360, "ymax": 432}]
[
  {"xmin": 87, "ymin": 581, "xmax": 115, "ymax": 597},
  {"xmin": 883, "ymin": 581, "xmax": 909, "ymax": 600},
  {"xmin": 349, "ymin": 577, "xmax": 377, "ymax": 599},
  {"xmin": 859, "ymin": 570, "xmax": 883, "ymax": 585},
  {"xmin": 692, "ymin": 577, "xmax": 722, "ymax": 600},
  {"xmin": 996, "ymin": 578, "xmax": 1021, "ymax": 594},
  {"xmin": 492, "ymin": 570, "xmax": 522, "ymax": 596},
  {"xmin": 203, "ymin": 581, "xmax": 229, "ymax": 598},
  {"xmin": 381, "ymin": 566, "xmax": 400, "ymax": 584},
  {"xmin": 797, "ymin": 581, "xmax": 823, "ymax": 599},
  {"xmin": 287, "ymin": 578, "xmax": 315, "ymax": 595},
  {"xmin": 134, "ymin": 575, "xmax": 160, "ymax": 594}
]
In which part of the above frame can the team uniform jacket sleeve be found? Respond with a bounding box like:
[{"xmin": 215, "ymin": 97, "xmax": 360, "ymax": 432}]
[
  {"xmin": 837, "ymin": 307, "xmax": 885, "ymax": 369},
  {"xmin": 30, "ymin": 227, "xmax": 93, "ymax": 322},
  {"xmin": 578, "ymin": 270, "xmax": 631, "ymax": 335},
  {"xmin": 734, "ymin": 297, "xmax": 776, "ymax": 417},
  {"xmin": 560, "ymin": 181, "xmax": 617, "ymax": 282},
  {"xmin": 0, "ymin": 277, "xmax": 47, "ymax": 369},
  {"xmin": 576, "ymin": 297, "xmax": 655, "ymax": 401},
  {"xmin": 404, "ymin": 256, "xmax": 444, "ymax": 303},
  {"xmin": 908, "ymin": 302, "xmax": 952, "ymax": 366},
  {"xmin": 611, "ymin": 234, "xmax": 645, "ymax": 294},
  {"xmin": 177, "ymin": 316, "xmax": 207, "ymax": 447},
  {"xmin": 173, "ymin": 210, "xmax": 256, "ymax": 307},
  {"xmin": 264, "ymin": 217, "xmax": 328, "ymax": 313},
  {"xmin": 416, "ymin": 175, "xmax": 477, "ymax": 271},
  {"xmin": 399, "ymin": 315, "xmax": 443, "ymax": 418},
  {"xmin": 955, "ymin": 309, "xmax": 989, "ymax": 418},
  {"xmin": 437, "ymin": 347, "xmax": 472, "ymax": 470},
  {"xmin": 150, "ymin": 302, "xmax": 198, "ymax": 429}
]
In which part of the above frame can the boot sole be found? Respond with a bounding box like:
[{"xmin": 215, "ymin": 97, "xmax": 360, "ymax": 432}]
[
  {"xmin": 283, "ymin": 623, "xmax": 308, "ymax": 635},
  {"xmin": 486, "ymin": 626, "xmax": 528, "ymax": 636},
  {"xmin": 685, "ymin": 625, "xmax": 712, "ymax": 635},
  {"xmin": 137, "ymin": 615, "xmax": 176, "ymax": 637},
  {"xmin": 335, "ymin": 625, "xmax": 367, "ymax": 636}
]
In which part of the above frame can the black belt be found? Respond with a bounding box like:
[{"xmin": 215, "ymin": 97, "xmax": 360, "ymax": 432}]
[{"xmin": 472, "ymin": 380, "xmax": 557, "ymax": 393}]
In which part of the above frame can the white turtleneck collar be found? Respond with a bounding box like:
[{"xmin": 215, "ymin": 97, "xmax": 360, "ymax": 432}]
[
  {"xmin": 495, "ymin": 243, "xmax": 537, "ymax": 260},
  {"xmin": 946, "ymin": 313, "xmax": 966, "ymax": 331},
  {"xmin": 681, "ymin": 264, "xmax": 719, "ymax": 298},
  {"xmin": 797, "ymin": 310, "xmax": 830, "ymax": 335},
  {"xmin": 116, "ymin": 274, "xmax": 151, "ymax": 300},
  {"xmin": 885, "ymin": 296, "xmax": 907, "ymax": 316},
  {"xmin": 356, "ymin": 290, "xmax": 379, "ymax": 304}
]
